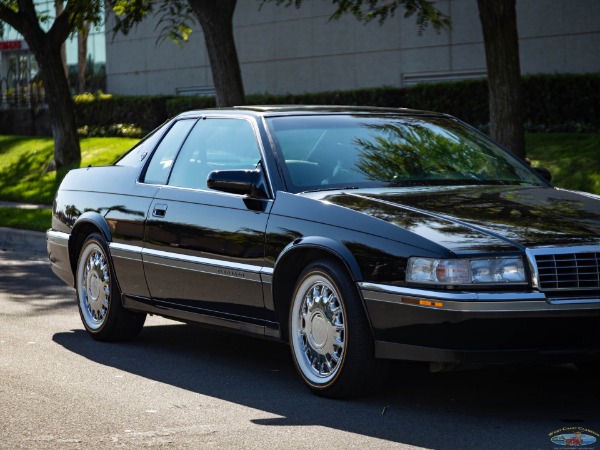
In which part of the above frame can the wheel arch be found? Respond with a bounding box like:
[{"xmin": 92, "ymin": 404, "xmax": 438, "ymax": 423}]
[
  {"xmin": 271, "ymin": 237, "xmax": 366, "ymax": 343},
  {"xmin": 68, "ymin": 212, "xmax": 112, "ymax": 275}
]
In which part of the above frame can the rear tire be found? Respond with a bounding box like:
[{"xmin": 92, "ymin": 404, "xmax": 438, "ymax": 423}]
[
  {"xmin": 289, "ymin": 259, "xmax": 379, "ymax": 398},
  {"xmin": 75, "ymin": 233, "xmax": 146, "ymax": 341}
]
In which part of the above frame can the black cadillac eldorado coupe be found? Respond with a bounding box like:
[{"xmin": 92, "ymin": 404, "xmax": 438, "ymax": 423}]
[{"xmin": 47, "ymin": 106, "xmax": 600, "ymax": 397}]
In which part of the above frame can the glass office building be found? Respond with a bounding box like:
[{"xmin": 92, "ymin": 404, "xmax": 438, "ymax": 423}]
[{"xmin": 0, "ymin": 0, "xmax": 106, "ymax": 105}]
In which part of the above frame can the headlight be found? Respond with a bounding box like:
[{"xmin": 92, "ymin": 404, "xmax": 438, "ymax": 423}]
[{"xmin": 406, "ymin": 256, "xmax": 526, "ymax": 285}]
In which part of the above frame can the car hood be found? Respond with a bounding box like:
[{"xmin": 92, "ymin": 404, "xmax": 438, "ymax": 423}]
[{"xmin": 312, "ymin": 185, "xmax": 600, "ymax": 253}]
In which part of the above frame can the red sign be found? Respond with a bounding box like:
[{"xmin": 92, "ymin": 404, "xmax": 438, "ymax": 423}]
[{"xmin": 0, "ymin": 41, "xmax": 22, "ymax": 51}]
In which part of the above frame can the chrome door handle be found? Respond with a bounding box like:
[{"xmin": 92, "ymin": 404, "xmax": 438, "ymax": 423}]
[{"xmin": 152, "ymin": 204, "xmax": 168, "ymax": 218}]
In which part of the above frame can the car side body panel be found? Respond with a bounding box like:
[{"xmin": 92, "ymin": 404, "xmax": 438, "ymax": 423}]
[
  {"xmin": 48, "ymin": 166, "xmax": 159, "ymax": 296},
  {"xmin": 143, "ymin": 185, "xmax": 275, "ymax": 323}
]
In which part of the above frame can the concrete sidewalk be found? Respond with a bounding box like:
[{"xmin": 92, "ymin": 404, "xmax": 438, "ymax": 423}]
[
  {"xmin": 0, "ymin": 226, "xmax": 47, "ymax": 257},
  {"xmin": 0, "ymin": 201, "xmax": 50, "ymax": 257},
  {"xmin": 0, "ymin": 201, "xmax": 51, "ymax": 210}
]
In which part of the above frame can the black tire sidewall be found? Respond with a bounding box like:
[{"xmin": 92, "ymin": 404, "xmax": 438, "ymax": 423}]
[
  {"xmin": 75, "ymin": 232, "xmax": 121, "ymax": 337},
  {"xmin": 289, "ymin": 259, "xmax": 374, "ymax": 397}
]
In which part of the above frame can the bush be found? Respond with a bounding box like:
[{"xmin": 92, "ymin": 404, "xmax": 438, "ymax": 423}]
[
  {"xmin": 74, "ymin": 92, "xmax": 174, "ymax": 134},
  {"xmin": 403, "ymin": 79, "xmax": 489, "ymax": 128},
  {"xmin": 72, "ymin": 73, "xmax": 600, "ymax": 134},
  {"xmin": 165, "ymin": 96, "xmax": 216, "ymax": 117},
  {"xmin": 77, "ymin": 123, "xmax": 144, "ymax": 138},
  {"xmin": 522, "ymin": 73, "xmax": 600, "ymax": 132}
]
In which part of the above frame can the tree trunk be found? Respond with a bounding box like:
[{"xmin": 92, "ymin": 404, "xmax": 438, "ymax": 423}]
[
  {"xmin": 477, "ymin": 0, "xmax": 525, "ymax": 159},
  {"xmin": 1, "ymin": 0, "xmax": 82, "ymax": 169},
  {"xmin": 78, "ymin": 22, "xmax": 91, "ymax": 93},
  {"xmin": 34, "ymin": 42, "xmax": 81, "ymax": 168},
  {"xmin": 55, "ymin": 0, "xmax": 69, "ymax": 80},
  {"xmin": 188, "ymin": 0, "xmax": 245, "ymax": 107}
]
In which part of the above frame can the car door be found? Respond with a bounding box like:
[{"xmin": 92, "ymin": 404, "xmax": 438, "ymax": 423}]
[{"xmin": 141, "ymin": 116, "xmax": 274, "ymax": 324}]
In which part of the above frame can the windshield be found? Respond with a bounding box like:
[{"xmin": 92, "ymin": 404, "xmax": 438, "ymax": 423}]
[{"xmin": 266, "ymin": 115, "xmax": 543, "ymax": 192}]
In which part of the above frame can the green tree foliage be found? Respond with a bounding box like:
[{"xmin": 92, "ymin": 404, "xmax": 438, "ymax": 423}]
[
  {"xmin": 0, "ymin": 0, "xmax": 103, "ymax": 169},
  {"xmin": 111, "ymin": 0, "xmax": 194, "ymax": 44},
  {"xmin": 273, "ymin": 0, "xmax": 450, "ymax": 31}
]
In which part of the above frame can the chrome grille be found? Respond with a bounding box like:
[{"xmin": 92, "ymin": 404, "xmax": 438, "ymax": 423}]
[{"xmin": 534, "ymin": 251, "xmax": 600, "ymax": 291}]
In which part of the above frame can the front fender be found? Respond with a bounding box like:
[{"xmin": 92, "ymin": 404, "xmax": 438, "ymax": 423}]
[{"xmin": 274, "ymin": 236, "xmax": 362, "ymax": 281}]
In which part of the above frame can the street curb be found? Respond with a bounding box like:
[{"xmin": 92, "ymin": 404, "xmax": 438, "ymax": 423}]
[{"xmin": 0, "ymin": 227, "xmax": 47, "ymax": 257}]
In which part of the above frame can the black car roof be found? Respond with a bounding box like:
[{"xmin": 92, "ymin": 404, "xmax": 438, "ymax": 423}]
[{"xmin": 176, "ymin": 105, "xmax": 448, "ymax": 119}]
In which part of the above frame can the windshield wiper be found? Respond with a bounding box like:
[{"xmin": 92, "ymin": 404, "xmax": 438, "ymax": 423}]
[{"xmin": 301, "ymin": 186, "xmax": 360, "ymax": 193}]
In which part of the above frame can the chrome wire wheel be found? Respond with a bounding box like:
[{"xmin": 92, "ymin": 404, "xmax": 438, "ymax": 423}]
[
  {"xmin": 77, "ymin": 241, "xmax": 111, "ymax": 331},
  {"xmin": 75, "ymin": 232, "xmax": 146, "ymax": 341},
  {"xmin": 291, "ymin": 273, "xmax": 346, "ymax": 386}
]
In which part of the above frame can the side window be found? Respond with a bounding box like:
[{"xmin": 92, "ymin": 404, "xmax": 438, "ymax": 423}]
[
  {"xmin": 168, "ymin": 118, "xmax": 262, "ymax": 190},
  {"xmin": 143, "ymin": 119, "xmax": 197, "ymax": 185},
  {"xmin": 116, "ymin": 121, "xmax": 166, "ymax": 167}
]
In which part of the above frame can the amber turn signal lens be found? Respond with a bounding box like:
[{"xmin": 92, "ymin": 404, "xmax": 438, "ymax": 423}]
[{"xmin": 401, "ymin": 297, "xmax": 443, "ymax": 308}]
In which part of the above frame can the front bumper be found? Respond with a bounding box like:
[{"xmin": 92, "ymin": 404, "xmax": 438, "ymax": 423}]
[{"xmin": 360, "ymin": 283, "xmax": 600, "ymax": 364}]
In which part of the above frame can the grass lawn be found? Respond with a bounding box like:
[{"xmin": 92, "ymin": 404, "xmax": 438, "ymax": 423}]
[
  {"xmin": 526, "ymin": 133, "xmax": 600, "ymax": 195},
  {"xmin": 0, "ymin": 207, "xmax": 52, "ymax": 233},
  {"xmin": 0, "ymin": 135, "xmax": 136, "ymax": 232},
  {"xmin": 0, "ymin": 133, "xmax": 598, "ymax": 232},
  {"xmin": 0, "ymin": 135, "xmax": 138, "ymax": 205}
]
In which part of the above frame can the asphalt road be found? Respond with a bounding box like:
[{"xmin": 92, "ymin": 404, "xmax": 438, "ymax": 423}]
[{"xmin": 1, "ymin": 248, "xmax": 599, "ymax": 449}]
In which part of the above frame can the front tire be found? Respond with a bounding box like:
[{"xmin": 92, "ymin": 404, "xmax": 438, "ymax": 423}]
[
  {"xmin": 290, "ymin": 259, "xmax": 377, "ymax": 398},
  {"xmin": 75, "ymin": 233, "xmax": 146, "ymax": 341}
]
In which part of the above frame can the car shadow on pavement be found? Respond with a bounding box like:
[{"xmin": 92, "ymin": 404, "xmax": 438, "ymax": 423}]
[
  {"xmin": 0, "ymin": 251, "xmax": 74, "ymax": 314},
  {"xmin": 53, "ymin": 322, "xmax": 600, "ymax": 449}
]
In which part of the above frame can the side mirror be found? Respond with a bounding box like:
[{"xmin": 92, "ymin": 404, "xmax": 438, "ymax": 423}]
[
  {"xmin": 534, "ymin": 166, "xmax": 552, "ymax": 183},
  {"xmin": 207, "ymin": 169, "xmax": 269, "ymax": 198}
]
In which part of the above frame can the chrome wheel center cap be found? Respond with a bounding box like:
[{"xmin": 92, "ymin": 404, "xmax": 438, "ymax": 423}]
[
  {"xmin": 89, "ymin": 272, "xmax": 101, "ymax": 302},
  {"xmin": 309, "ymin": 311, "xmax": 328, "ymax": 349}
]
